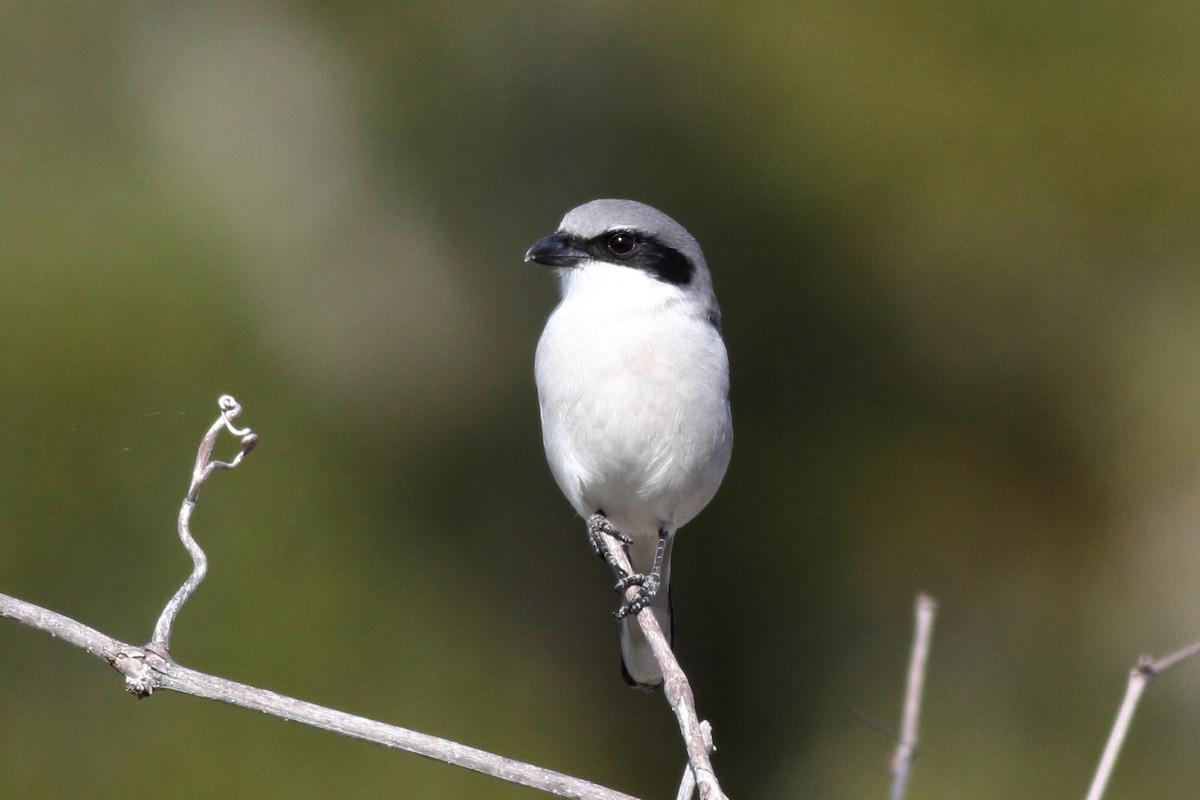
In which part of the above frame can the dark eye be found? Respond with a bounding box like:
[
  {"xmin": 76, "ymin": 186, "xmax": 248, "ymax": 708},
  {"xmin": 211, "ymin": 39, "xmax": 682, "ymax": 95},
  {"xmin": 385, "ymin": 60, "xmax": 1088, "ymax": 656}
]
[{"xmin": 605, "ymin": 232, "xmax": 637, "ymax": 257}]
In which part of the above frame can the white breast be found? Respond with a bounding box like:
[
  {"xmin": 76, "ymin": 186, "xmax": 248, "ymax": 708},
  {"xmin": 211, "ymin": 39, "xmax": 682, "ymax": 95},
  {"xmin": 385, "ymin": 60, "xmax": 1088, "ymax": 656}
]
[{"xmin": 535, "ymin": 262, "xmax": 732, "ymax": 547}]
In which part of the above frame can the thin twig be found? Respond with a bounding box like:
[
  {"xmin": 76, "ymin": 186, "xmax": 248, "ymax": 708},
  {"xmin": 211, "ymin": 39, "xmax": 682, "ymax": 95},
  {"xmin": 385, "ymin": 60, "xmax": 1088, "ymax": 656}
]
[
  {"xmin": 1085, "ymin": 641, "xmax": 1200, "ymax": 800},
  {"xmin": 151, "ymin": 395, "xmax": 257, "ymax": 654},
  {"xmin": 888, "ymin": 593, "xmax": 937, "ymax": 800},
  {"xmin": 674, "ymin": 762, "xmax": 697, "ymax": 800},
  {"xmin": 672, "ymin": 721, "xmax": 711, "ymax": 800},
  {"xmin": 595, "ymin": 532, "xmax": 727, "ymax": 800}
]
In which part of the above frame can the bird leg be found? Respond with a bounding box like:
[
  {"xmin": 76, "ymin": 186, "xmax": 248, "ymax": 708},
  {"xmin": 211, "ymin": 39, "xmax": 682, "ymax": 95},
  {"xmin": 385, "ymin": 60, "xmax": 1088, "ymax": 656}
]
[
  {"xmin": 614, "ymin": 528, "xmax": 669, "ymax": 620},
  {"xmin": 586, "ymin": 514, "xmax": 668, "ymax": 619}
]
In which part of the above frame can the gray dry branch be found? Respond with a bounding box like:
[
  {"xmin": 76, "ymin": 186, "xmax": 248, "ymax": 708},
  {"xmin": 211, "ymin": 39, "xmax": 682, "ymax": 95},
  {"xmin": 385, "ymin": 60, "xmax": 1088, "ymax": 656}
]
[
  {"xmin": 593, "ymin": 531, "xmax": 727, "ymax": 800},
  {"xmin": 0, "ymin": 396, "xmax": 640, "ymax": 800},
  {"xmin": 888, "ymin": 593, "xmax": 938, "ymax": 800},
  {"xmin": 1085, "ymin": 641, "xmax": 1200, "ymax": 800}
]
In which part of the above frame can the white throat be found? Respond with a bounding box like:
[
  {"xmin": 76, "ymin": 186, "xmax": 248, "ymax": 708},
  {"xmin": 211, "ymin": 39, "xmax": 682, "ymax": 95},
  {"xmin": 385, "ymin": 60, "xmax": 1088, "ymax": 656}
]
[{"xmin": 556, "ymin": 260, "xmax": 687, "ymax": 315}]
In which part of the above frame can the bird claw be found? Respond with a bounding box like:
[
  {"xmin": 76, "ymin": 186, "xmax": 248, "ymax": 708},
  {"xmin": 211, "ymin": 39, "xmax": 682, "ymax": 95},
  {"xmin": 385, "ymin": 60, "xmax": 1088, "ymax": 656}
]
[
  {"xmin": 614, "ymin": 572, "xmax": 646, "ymax": 592},
  {"xmin": 586, "ymin": 513, "xmax": 664, "ymax": 619},
  {"xmin": 615, "ymin": 589, "xmax": 653, "ymax": 620},
  {"xmin": 614, "ymin": 573, "xmax": 660, "ymax": 619},
  {"xmin": 586, "ymin": 512, "xmax": 632, "ymax": 557}
]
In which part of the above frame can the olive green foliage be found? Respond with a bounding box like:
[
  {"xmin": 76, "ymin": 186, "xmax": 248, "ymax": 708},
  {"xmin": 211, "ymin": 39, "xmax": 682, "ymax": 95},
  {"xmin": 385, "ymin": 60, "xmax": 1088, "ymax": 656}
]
[{"xmin": 3, "ymin": 3, "xmax": 1200, "ymax": 798}]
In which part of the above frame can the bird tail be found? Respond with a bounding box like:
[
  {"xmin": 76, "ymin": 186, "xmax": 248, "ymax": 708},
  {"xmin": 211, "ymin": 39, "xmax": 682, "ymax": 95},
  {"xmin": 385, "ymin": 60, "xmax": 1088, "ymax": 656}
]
[
  {"xmin": 620, "ymin": 531, "xmax": 675, "ymax": 689},
  {"xmin": 620, "ymin": 585, "xmax": 673, "ymax": 689}
]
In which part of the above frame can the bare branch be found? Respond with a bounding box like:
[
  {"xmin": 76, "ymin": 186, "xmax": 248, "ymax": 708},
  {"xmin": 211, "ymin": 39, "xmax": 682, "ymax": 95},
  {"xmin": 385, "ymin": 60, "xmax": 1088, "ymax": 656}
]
[
  {"xmin": 1085, "ymin": 641, "xmax": 1200, "ymax": 800},
  {"xmin": 0, "ymin": 395, "xmax": 644, "ymax": 800},
  {"xmin": 595, "ymin": 531, "xmax": 727, "ymax": 800},
  {"xmin": 889, "ymin": 593, "xmax": 938, "ymax": 800}
]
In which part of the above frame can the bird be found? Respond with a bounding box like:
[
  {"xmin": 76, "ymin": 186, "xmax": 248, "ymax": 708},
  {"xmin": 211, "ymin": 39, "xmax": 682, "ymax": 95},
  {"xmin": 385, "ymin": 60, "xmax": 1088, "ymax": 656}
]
[{"xmin": 525, "ymin": 199, "xmax": 733, "ymax": 688}]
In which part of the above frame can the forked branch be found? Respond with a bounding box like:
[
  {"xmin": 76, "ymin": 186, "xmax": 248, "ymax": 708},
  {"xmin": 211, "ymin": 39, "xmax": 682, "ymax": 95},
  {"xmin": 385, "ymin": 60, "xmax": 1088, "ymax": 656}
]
[
  {"xmin": 0, "ymin": 396, "xmax": 640, "ymax": 800},
  {"xmin": 1085, "ymin": 640, "xmax": 1200, "ymax": 800}
]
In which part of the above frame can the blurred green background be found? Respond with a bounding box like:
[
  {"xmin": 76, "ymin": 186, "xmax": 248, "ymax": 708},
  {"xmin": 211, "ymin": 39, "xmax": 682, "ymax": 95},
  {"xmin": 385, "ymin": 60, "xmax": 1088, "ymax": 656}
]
[{"xmin": 3, "ymin": 2, "xmax": 1200, "ymax": 798}]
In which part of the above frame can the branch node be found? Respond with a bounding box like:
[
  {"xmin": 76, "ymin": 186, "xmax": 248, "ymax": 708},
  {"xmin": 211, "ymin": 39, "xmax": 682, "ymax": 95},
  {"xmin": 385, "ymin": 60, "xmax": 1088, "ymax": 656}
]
[
  {"xmin": 1135, "ymin": 655, "xmax": 1157, "ymax": 678},
  {"xmin": 699, "ymin": 720, "xmax": 715, "ymax": 754},
  {"xmin": 112, "ymin": 648, "xmax": 155, "ymax": 698}
]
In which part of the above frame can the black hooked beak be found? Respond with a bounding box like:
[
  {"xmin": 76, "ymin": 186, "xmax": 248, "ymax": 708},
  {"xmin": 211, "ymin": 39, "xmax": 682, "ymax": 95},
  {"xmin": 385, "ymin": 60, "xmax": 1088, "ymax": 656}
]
[{"xmin": 525, "ymin": 233, "xmax": 587, "ymax": 267}]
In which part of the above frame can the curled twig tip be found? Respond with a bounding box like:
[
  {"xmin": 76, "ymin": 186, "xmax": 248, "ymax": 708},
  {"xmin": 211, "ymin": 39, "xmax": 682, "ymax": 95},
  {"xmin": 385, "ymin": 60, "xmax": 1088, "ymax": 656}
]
[{"xmin": 218, "ymin": 395, "xmax": 251, "ymax": 436}]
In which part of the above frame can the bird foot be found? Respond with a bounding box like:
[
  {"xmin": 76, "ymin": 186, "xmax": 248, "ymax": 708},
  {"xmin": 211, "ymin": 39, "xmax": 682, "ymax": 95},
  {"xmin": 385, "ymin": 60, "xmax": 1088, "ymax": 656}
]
[
  {"xmin": 586, "ymin": 512, "xmax": 632, "ymax": 561},
  {"xmin": 614, "ymin": 572, "xmax": 661, "ymax": 619},
  {"xmin": 586, "ymin": 513, "xmax": 665, "ymax": 619}
]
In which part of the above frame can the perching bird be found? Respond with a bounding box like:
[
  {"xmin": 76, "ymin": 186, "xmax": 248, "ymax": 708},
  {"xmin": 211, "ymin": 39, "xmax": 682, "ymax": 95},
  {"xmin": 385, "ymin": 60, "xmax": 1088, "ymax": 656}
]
[{"xmin": 526, "ymin": 199, "xmax": 733, "ymax": 688}]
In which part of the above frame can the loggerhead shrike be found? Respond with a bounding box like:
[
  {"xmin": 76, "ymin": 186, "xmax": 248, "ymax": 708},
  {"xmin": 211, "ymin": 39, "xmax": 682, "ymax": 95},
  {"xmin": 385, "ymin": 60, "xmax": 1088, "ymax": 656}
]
[{"xmin": 526, "ymin": 199, "xmax": 733, "ymax": 689}]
